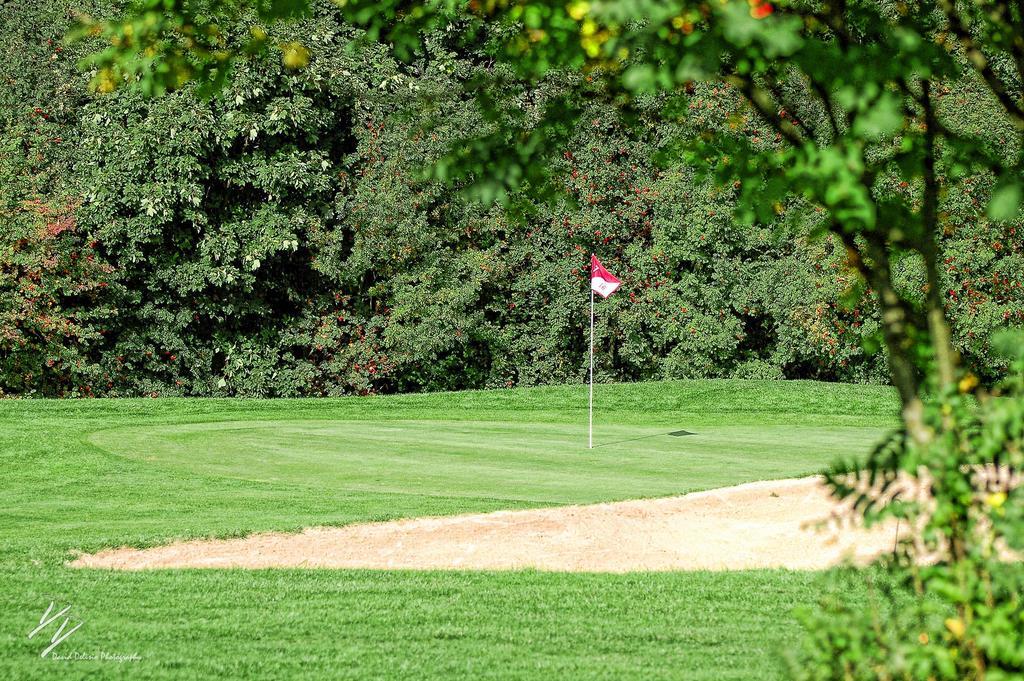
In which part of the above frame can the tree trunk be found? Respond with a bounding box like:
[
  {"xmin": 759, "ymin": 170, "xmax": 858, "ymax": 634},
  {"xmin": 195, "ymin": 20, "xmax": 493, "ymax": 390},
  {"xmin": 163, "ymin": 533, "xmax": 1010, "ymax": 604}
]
[{"xmin": 920, "ymin": 79, "xmax": 958, "ymax": 389}]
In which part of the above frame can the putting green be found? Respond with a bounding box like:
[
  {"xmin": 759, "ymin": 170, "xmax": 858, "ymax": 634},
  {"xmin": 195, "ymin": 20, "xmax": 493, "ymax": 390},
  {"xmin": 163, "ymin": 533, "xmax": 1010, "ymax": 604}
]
[{"xmin": 87, "ymin": 419, "xmax": 889, "ymax": 504}]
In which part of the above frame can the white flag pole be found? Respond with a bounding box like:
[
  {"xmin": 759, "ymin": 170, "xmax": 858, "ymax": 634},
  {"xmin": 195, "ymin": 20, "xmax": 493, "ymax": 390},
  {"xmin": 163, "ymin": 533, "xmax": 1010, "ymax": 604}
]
[{"xmin": 589, "ymin": 286, "xmax": 594, "ymax": 449}]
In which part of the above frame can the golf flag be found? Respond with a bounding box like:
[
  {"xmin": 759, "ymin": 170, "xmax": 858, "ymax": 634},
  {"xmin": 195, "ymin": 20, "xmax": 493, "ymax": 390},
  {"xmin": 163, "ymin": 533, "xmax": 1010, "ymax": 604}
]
[
  {"xmin": 588, "ymin": 254, "xmax": 620, "ymax": 449},
  {"xmin": 590, "ymin": 255, "xmax": 621, "ymax": 299}
]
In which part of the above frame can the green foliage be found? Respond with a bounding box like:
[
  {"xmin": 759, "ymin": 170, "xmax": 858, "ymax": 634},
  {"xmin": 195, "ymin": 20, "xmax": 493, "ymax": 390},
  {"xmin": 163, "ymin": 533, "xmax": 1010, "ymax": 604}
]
[
  {"xmin": 3, "ymin": 1, "xmax": 1024, "ymax": 397},
  {"xmin": 797, "ymin": 347, "xmax": 1024, "ymax": 679},
  {"xmin": 73, "ymin": 0, "xmax": 311, "ymax": 96},
  {"xmin": 0, "ymin": 200, "xmax": 116, "ymax": 396}
]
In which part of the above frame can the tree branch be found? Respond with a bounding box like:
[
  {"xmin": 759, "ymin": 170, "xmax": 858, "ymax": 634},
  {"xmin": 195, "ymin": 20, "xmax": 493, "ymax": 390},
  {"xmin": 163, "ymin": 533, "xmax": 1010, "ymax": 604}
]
[
  {"xmin": 990, "ymin": 0, "xmax": 1024, "ymax": 88},
  {"xmin": 762, "ymin": 73, "xmax": 819, "ymax": 141},
  {"xmin": 861, "ymin": 238, "xmax": 924, "ymax": 411},
  {"xmin": 938, "ymin": 0, "xmax": 1024, "ymax": 130},
  {"xmin": 918, "ymin": 78, "xmax": 958, "ymax": 388},
  {"xmin": 808, "ymin": 77, "xmax": 842, "ymax": 141},
  {"xmin": 725, "ymin": 75, "xmax": 806, "ymax": 148}
]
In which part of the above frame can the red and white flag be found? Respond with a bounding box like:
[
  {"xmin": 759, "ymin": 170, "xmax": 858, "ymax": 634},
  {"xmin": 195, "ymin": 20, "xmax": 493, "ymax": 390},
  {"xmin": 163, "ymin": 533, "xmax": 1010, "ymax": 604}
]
[{"xmin": 590, "ymin": 255, "xmax": 621, "ymax": 299}]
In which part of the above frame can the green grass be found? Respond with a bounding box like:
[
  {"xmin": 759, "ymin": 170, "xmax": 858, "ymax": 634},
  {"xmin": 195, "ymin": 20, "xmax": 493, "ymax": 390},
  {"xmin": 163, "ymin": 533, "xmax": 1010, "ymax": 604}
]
[
  {"xmin": 89, "ymin": 419, "xmax": 886, "ymax": 503},
  {"xmin": 0, "ymin": 379, "xmax": 899, "ymax": 680}
]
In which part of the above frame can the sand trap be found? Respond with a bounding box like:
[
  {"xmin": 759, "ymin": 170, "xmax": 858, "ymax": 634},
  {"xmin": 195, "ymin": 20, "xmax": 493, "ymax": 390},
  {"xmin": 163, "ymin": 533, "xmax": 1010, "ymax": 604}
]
[{"xmin": 70, "ymin": 476, "xmax": 907, "ymax": 572}]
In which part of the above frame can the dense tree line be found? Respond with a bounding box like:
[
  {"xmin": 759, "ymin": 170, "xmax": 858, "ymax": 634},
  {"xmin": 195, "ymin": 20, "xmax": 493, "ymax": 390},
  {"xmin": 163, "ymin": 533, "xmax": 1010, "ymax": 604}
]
[{"xmin": 1, "ymin": 1, "xmax": 1021, "ymax": 397}]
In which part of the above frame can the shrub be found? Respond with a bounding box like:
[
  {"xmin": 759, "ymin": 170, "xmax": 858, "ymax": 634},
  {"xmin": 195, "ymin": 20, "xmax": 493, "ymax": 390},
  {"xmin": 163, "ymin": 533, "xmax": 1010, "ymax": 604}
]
[{"xmin": 793, "ymin": 331, "xmax": 1024, "ymax": 680}]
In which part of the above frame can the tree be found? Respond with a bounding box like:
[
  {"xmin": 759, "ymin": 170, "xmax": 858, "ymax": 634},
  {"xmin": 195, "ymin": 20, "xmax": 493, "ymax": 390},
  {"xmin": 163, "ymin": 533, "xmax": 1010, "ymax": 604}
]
[
  {"xmin": 81, "ymin": 1, "xmax": 1024, "ymax": 675},
  {"xmin": 79, "ymin": 1, "xmax": 1023, "ymax": 406}
]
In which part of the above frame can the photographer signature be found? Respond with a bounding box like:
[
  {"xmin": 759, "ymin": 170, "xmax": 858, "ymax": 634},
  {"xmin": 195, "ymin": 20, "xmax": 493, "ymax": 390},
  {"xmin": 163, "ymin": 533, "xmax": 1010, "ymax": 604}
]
[{"xmin": 28, "ymin": 601, "xmax": 82, "ymax": 658}]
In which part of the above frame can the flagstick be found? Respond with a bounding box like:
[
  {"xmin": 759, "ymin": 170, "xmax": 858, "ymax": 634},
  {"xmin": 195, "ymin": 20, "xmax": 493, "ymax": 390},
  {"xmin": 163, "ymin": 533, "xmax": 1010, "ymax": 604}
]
[{"xmin": 589, "ymin": 287, "xmax": 594, "ymax": 449}]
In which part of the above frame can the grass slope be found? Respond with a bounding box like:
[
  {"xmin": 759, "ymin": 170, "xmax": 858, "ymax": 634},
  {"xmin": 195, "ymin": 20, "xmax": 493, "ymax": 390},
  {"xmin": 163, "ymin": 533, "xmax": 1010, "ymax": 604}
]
[{"xmin": 0, "ymin": 380, "xmax": 899, "ymax": 680}]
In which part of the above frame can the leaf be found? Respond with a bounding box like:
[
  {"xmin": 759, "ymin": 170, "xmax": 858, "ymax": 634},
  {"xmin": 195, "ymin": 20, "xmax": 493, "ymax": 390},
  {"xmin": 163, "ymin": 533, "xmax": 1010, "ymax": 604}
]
[
  {"xmin": 991, "ymin": 329, "xmax": 1024, "ymax": 362},
  {"xmin": 719, "ymin": 2, "xmax": 760, "ymax": 46},
  {"xmin": 852, "ymin": 92, "xmax": 902, "ymax": 140},
  {"xmin": 621, "ymin": 64, "xmax": 657, "ymax": 92},
  {"xmin": 987, "ymin": 181, "xmax": 1022, "ymax": 221},
  {"xmin": 759, "ymin": 16, "xmax": 804, "ymax": 57},
  {"xmin": 258, "ymin": 0, "xmax": 311, "ymax": 20}
]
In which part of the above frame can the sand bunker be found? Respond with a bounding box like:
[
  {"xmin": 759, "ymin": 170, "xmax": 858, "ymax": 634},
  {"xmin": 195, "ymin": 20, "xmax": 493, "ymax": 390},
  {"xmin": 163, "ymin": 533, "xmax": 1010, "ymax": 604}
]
[{"xmin": 71, "ymin": 476, "xmax": 907, "ymax": 572}]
